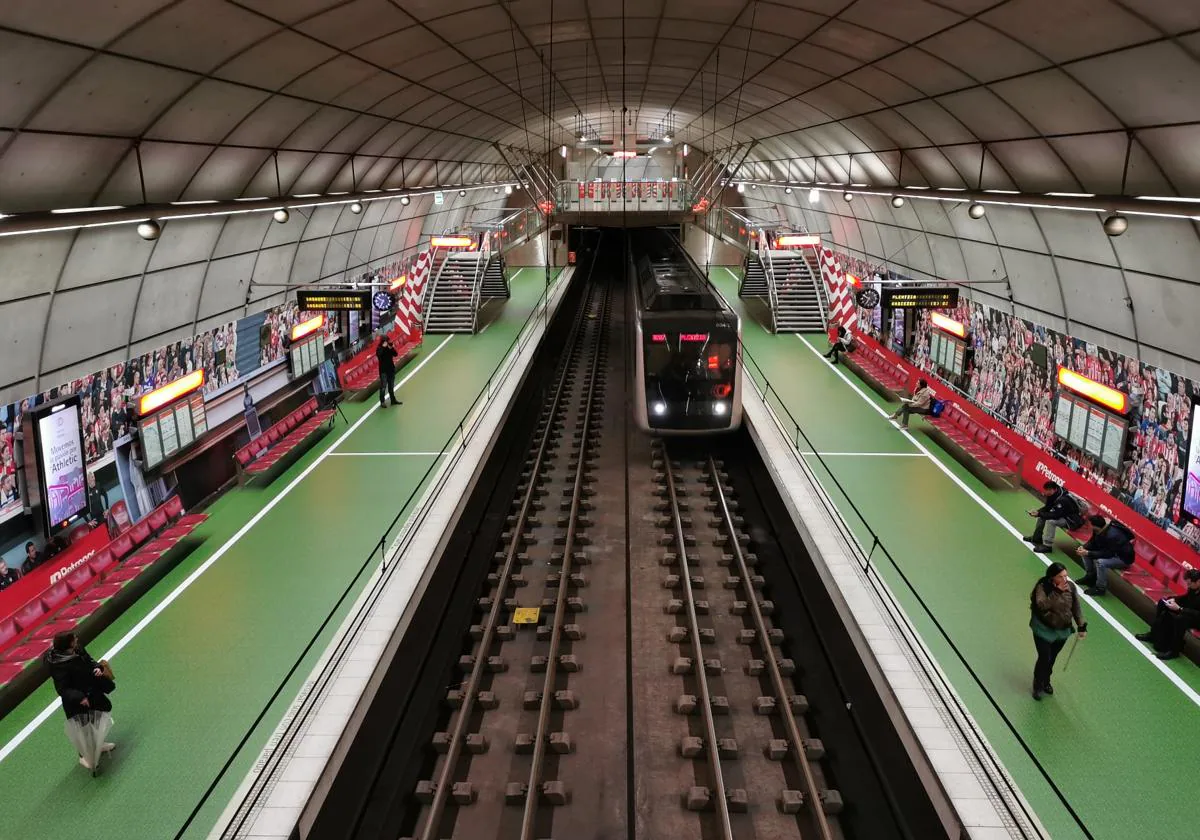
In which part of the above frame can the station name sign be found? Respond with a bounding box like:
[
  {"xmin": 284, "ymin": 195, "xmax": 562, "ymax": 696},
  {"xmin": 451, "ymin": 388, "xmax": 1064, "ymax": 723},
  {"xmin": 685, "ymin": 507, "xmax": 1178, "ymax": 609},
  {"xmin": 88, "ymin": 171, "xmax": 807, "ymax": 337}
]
[{"xmin": 881, "ymin": 287, "xmax": 959, "ymax": 309}]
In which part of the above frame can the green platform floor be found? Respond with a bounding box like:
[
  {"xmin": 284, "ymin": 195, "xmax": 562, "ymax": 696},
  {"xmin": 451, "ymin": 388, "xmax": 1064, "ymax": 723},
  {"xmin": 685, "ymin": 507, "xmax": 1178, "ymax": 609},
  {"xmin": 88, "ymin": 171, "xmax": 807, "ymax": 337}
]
[
  {"xmin": 710, "ymin": 267, "xmax": 1199, "ymax": 840},
  {"xmin": 0, "ymin": 267, "xmax": 562, "ymax": 840}
]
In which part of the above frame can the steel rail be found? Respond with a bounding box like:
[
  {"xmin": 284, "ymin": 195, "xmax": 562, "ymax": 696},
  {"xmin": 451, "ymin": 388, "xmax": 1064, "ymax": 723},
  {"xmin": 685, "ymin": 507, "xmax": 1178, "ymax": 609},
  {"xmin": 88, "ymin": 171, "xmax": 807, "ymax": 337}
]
[
  {"xmin": 661, "ymin": 448, "xmax": 735, "ymax": 840},
  {"xmin": 518, "ymin": 278, "xmax": 611, "ymax": 839},
  {"xmin": 707, "ymin": 456, "xmax": 835, "ymax": 840},
  {"xmin": 415, "ymin": 279, "xmax": 598, "ymax": 840}
]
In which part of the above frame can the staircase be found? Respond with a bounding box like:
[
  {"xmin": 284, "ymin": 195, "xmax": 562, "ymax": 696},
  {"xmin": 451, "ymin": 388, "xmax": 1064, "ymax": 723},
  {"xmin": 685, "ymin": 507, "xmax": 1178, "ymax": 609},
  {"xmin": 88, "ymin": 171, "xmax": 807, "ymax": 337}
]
[
  {"xmin": 764, "ymin": 249, "xmax": 827, "ymax": 333},
  {"xmin": 424, "ymin": 251, "xmax": 484, "ymax": 333},
  {"xmin": 740, "ymin": 252, "xmax": 769, "ymax": 298},
  {"xmin": 479, "ymin": 253, "xmax": 510, "ymax": 299}
]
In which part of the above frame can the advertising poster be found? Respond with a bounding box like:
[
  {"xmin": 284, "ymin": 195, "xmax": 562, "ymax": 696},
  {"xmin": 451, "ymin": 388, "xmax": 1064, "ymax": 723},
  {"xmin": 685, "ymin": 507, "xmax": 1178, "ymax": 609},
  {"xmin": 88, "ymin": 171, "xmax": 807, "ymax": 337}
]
[
  {"xmin": 38, "ymin": 405, "xmax": 86, "ymax": 526},
  {"xmin": 1186, "ymin": 404, "xmax": 1200, "ymax": 520}
]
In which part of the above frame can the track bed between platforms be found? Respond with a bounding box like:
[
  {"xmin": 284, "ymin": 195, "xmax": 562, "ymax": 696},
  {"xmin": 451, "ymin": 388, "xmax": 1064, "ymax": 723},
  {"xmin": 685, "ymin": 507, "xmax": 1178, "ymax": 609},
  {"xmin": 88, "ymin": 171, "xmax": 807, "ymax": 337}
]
[{"xmin": 310, "ymin": 236, "xmax": 949, "ymax": 840}]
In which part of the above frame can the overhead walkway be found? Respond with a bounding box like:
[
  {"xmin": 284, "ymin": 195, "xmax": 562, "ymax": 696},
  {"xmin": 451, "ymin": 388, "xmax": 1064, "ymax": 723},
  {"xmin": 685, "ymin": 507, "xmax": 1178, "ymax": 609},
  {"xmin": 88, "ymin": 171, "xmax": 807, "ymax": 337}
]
[
  {"xmin": 0, "ymin": 267, "xmax": 565, "ymax": 840},
  {"xmin": 711, "ymin": 267, "xmax": 1199, "ymax": 840}
]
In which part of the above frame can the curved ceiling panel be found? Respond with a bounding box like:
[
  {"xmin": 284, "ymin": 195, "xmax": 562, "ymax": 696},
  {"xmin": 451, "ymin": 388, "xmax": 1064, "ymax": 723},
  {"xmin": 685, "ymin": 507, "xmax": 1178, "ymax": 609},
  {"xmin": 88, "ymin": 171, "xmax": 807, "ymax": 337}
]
[{"xmin": 1, "ymin": 0, "xmax": 1198, "ymax": 397}]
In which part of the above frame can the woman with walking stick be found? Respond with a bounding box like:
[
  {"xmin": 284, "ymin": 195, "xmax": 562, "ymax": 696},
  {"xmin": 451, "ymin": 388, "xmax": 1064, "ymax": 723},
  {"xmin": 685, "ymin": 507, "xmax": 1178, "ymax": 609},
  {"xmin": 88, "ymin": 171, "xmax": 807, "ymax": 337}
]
[
  {"xmin": 1029, "ymin": 562, "xmax": 1087, "ymax": 700},
  {"xmin": 44, "ymin": 632, "xmax": 116, "ymax": 775}
]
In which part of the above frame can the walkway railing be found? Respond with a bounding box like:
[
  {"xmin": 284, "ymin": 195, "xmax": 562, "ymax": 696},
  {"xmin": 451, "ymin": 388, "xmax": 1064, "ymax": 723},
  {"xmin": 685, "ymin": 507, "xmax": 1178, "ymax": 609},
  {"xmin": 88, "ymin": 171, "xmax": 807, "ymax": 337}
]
[
  {"xmin": 737, "ymin": 342, "xmax": 1094, "ymax": 840},
  {"xmin": 180, "ymin": 265, "xmax": 569, "ymax": 840}
]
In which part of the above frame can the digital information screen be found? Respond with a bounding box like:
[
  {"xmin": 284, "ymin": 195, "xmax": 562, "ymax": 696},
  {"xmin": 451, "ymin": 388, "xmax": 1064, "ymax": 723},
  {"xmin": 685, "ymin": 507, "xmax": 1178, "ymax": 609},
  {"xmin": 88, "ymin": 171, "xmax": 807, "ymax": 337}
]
[
  {"xmin": 290, "ymin": 336, "xmax": 322, "ymax": 378},
  {"xmin": 882, "ymin": 287, "xmax": 959, "ymax": 309},
  {"xmin": 37, "ymin": 403, "xmax": 87, "ymax": 528},
  {"xmin": 296, "ymin": 290, "xmax": 371, "ymax": 311},
  {"xmin": 1054, "ymin": 391, "xmax": 1127, "ymax": 469},
  {"xmin": 139, "ymin": 392, "xmax": 208, "ymax": 470},
  {"xmin": 1185, "ymin": 403, "xmax": 1200, "ymax": 519}
]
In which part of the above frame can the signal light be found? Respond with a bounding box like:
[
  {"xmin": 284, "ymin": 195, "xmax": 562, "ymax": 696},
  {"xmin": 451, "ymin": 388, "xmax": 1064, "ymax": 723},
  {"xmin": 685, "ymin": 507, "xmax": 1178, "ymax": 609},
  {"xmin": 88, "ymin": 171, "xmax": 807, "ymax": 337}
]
[
  {"xmin": 712, "ymin": 384, "xmax": 732, "ymax": 398},
  {"xmin": 707, "ymin": 355, "xmax": 720, "ymax": 370}
]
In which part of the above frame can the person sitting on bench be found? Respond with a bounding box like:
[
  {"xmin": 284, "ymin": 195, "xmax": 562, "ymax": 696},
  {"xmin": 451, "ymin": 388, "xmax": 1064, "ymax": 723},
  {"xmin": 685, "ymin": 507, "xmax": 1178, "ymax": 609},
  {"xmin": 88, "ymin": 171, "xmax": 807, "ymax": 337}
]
[
  {"xmin": 1136, "ymin": 568, "xmax": 1200, "ymax": 660},
  {"xmin": 823, "ymin": 323, "xmax": 852, "ymax": 364},
  {"xmin": 1023, "ymin": 481, "xmax": 1083, "ymax": 554},
  {"xmin": 888, "ymin": 379, "xmax": 934, "ymax": 428},
  {"xmin": 1074, "ymin": 514, "xmax": 1134, "ymax": 595}
]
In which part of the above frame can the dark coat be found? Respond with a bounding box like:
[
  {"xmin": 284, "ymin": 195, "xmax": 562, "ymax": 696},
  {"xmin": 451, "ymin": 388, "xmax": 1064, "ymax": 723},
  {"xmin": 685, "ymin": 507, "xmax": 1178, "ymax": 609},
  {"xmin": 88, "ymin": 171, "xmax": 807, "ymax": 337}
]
[
  {"xmin": 1037, "ymin": 489, "xmax": 1082, "ymax": 527},
  {"xmin": 1083, "ymin": 521, "xmax": 1135, "ymax": 564},
  {"xmin": 1031, "ymin": 580, "xmax": 1085, "ymax": 631},
  {"xmin": 375, "ymin": 341, "xmax": 398, "ymax": 375},
  {"xmin": 44, "ymin": 647, "xmax": 115, "ymax": 719}
]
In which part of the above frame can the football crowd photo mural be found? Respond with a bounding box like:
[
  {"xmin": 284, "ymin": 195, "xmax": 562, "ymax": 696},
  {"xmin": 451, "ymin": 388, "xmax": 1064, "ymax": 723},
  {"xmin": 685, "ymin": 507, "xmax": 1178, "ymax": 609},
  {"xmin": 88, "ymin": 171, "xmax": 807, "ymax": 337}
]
[{"xmin": 839, "ymin": 250, "xmax": 1200, "ymax": 551}]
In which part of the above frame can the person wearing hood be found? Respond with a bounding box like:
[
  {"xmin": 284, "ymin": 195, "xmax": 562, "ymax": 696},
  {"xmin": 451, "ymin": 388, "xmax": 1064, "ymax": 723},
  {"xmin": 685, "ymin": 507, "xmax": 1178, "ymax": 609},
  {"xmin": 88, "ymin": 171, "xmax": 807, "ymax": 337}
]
[
  {"xmin": 1029, "ymin": 562, "xmax": 1087, "ymax": 700},
  {"xmin": 44, "ymin": 632, "xmax": 116, "ymax": 775}
]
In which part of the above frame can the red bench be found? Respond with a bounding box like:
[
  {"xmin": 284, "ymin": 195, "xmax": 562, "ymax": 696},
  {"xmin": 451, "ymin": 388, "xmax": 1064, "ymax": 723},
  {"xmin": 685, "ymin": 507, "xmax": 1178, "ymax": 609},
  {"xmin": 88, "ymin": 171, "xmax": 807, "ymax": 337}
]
[
  {"xmin": 928, "ymin": 403, "xmax": 1022, "ymax": 487},
  {"xmin": 336, "ymin": 330, "xmax": 420, "ymax": 401},
  {"xmin": 0, "ymin": 495, "xmax": 208, "ymax": 690},
  {"xmin": 234, "ymin": 397, "xmax": 334, "ymax": 484},
  {"xmin": 843, "ymin": 347, "xmax": 909, "ymax": 400}
]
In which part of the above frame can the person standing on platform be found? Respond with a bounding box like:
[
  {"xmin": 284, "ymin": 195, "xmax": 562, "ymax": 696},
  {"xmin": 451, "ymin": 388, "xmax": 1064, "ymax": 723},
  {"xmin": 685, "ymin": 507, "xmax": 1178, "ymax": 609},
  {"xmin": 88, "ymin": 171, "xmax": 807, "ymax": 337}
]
[
  {"xmin": 1029, "ymin": 562, "xmax": 1087, "ymax": 700},
  {"xmin": 85, "ymin": 470, "xmax": 108, "ymax": 527},
  {"xmin": 1136, "ymin": 568, "xmax": 1200, "ymax": 660},
  {"xmin": 375, "ymin": 336, "xmax": 401, "ymax": 409},
  {"xmin": 44, "ymin": 632, "xmax": 116, "ymax": 775}
]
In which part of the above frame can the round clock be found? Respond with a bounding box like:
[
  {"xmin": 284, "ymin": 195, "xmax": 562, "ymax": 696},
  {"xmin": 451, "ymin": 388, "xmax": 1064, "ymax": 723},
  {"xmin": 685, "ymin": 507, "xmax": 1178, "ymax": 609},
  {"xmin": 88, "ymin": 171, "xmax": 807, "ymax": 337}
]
[
  {"xmin": 372, "ymin": 291, "xmax": 395, "ymax": 312},
  {"xmin": 856, "ymin": 287, "xmax": 880, "ymax": 309}
]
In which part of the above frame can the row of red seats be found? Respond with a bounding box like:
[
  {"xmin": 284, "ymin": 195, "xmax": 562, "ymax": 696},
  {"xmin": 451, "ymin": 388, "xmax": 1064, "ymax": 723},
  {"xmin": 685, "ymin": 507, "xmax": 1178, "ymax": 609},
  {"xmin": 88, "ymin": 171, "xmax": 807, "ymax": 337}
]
[
  {"xmin": 929, "ymin": 404, "xmax": 1022, "ymax": 478},
  {"xmin": 234, "ymin": 397, "xmax": 334, "ymax": 476},
  {"xmin": 337, "ymin": 331, "xmax": 419, "ymax": 393},
  {"xmin": 0, "ymin": 496, "xmax": 207, "ymax": 686},
  {"xmin": 845, "ymin": 348, "xmax": 908, "ymax": 395}
]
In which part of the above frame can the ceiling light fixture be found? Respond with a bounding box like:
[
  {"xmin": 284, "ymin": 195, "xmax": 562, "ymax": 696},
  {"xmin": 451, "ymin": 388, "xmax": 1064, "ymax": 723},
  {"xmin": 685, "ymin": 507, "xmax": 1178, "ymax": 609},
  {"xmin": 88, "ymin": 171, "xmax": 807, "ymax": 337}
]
[
  {"xmin": 891, "ymin": 195, "xmax": 905, "ymax": 208},
  {"xmin": 136, "ymin": 220, "xmax": 161, "ymax": 240},
  {"xmin": 968, "ymin": 202, "xmax": 986, "ymax": 219},
  {"xmin": 400, "ymin": 195, "xmax": 411, "ymax": 205},
  {"xmin": 1103, "ymin": 214, "xmax": 1128, "ymax": 237},
  {"xmin": 349, "ymin": 201, "xmax": 363, "ymax": 214},
  {"xmin": 843, "ymin": 192, "xmax": 853, "ymax": 202},
  {"xmin": 808, "ymin": 188, "xmax": 820, "ymax": 204}
]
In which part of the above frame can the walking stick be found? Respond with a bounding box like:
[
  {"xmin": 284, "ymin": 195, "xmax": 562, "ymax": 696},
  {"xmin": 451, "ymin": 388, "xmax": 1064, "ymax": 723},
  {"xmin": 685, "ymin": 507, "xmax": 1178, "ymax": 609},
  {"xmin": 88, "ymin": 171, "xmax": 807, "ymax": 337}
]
[{"xmin": 1061, "ymin": 634, "xmax": 1081, "ymax": 671}]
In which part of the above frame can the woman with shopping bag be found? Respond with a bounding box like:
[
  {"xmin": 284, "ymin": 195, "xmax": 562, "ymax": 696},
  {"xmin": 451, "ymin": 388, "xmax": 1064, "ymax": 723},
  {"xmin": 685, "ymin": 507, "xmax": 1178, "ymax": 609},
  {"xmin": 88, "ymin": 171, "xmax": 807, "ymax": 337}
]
[{"xmin": 44, "ymin": 632, "xmax": 116, "ymax": 776}]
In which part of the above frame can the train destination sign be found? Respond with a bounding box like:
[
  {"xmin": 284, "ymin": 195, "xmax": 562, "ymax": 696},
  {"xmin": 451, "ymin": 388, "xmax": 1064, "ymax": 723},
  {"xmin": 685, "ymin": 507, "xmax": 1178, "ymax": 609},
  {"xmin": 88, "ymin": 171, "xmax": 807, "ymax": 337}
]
[
  {"xmin": 881, "ymin": 286, "xmax": 959, "ymax": 309},
  {"xmin": 296, "ymin": 290, "xmax": 371, "ymax": 311}
]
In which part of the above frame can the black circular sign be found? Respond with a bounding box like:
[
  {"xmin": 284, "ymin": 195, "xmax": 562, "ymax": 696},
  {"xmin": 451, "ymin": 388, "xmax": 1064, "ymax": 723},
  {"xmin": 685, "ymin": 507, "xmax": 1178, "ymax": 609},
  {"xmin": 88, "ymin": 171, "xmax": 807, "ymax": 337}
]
[
  {"xmin": 856, "ymin": 287, "xmax": 880, "ymax": 308},
  {"xmin": 372, "ymin": 291, "xmax": 395, "ymax": 312}
]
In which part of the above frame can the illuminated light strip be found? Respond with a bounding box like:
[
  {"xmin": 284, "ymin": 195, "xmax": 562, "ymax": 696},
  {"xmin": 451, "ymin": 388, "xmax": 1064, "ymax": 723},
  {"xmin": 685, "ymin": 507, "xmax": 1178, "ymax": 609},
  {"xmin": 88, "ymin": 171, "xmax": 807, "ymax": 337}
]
[
  {"xmin": 930, "ymin": 312, "xmax": 966, "ymax": 338},
  {"xmin": 138, "ymin": 369, "xmax": 205, "ymax": 416},
  {"xmin": 1057, "ymin": 367, "xmax": 1127, "ymax": 413},
  {"xmin": 389, "ymin": 274, "xmax": 408, "ymax": 291},
  {"xmin": 431, "ymin": 235, "xmax": 473, "ymax": 248},
  {"xmin": 290, "ymin": 314, "xmax": 325, "ymax": 342},
  {"xmin": 612, "ymin": 151, "xmax": 637, "ymax": 158},
  {"xmin": 775, "ymin": 234, "xmax": 821, "ymax": 247}
]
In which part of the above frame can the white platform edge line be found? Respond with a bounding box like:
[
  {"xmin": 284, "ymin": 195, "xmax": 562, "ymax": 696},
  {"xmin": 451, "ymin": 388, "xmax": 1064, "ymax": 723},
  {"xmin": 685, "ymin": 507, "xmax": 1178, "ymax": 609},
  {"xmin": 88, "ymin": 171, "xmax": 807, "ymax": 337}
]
[
  {"xmin": 0, "ymin": 335, "xmax": 455, "ymax": 767},
  {"xmin": 210, "ymin": 268, "xmax": 574, "ymax": 839},
  {"xmin": 793, "ymin": 333, "xmax": 1200, "ymax": 709}
]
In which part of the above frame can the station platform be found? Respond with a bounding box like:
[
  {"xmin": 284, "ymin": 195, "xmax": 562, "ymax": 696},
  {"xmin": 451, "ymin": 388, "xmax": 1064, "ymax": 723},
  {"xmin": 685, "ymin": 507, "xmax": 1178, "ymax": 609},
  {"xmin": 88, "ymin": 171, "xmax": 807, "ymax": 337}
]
[
  {"xmin": 0, "ymin": 267, "xmax": 564, "ymax": 840},
  {"xmin": 709, "ymin": 268, "xmax": 1199, "ymax": 840}
]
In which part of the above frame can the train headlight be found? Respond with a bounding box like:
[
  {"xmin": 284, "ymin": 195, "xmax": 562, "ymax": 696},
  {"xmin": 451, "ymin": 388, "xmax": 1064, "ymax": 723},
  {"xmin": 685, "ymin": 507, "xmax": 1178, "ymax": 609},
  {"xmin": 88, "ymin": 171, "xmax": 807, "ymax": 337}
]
[
  {"xmin": 714, "ymin": 402, "xmax": 727, "ymax": 416},
  {"xmin": 653, "ymin": 402, "xmax": 667, "ymax": 416}
]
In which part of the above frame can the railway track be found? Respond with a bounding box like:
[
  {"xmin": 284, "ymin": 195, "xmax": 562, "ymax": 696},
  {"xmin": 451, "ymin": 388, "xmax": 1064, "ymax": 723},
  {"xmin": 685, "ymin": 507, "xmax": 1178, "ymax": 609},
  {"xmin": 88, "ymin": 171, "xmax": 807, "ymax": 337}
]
[{"xmin": 403, "ymin": 252, "xmax": 848, "ymax": 840}]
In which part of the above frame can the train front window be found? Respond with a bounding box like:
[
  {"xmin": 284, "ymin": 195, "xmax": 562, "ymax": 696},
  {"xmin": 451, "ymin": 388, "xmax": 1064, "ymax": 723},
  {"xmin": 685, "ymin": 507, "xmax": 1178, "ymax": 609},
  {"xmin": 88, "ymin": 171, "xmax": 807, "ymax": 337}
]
[{"xmin": 644, "ymin": 333, "xmax": 735, "ymax": 408}]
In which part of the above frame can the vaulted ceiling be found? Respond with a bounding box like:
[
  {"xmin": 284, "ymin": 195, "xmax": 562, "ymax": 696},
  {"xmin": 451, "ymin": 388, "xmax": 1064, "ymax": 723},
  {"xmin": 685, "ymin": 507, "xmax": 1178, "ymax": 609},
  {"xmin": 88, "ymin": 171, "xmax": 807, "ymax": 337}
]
[{"xmin": 2, "ymin": 0, "xmax": 1200, "ymax": 400}]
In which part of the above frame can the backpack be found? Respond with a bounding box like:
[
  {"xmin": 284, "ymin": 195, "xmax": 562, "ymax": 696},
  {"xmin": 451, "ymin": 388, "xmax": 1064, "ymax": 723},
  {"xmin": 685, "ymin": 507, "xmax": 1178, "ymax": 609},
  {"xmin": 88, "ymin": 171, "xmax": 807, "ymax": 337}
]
[
  {"xmin": 1060, "ymin": 493, "xmax": 1084, "ymax": 530},
  {"xmin": 930, "ymin": 399, "xmax": 945, "ymax": 417}
]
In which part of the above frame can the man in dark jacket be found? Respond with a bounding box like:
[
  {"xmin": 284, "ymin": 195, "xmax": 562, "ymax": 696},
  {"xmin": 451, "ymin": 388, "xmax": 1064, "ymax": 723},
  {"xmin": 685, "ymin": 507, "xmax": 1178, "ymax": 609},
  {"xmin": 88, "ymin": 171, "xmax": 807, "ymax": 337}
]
[
  {"xmin": 1024, "ymin": 481, "xmax": 1083, "ymax": 554},
  {"xmin": 20, "ymin": 540, "xmax": 42, "ymax": 575},
  {"xmin": 1074, "ymin": 515, "xmax": 1134, "ymax": 595},
  {"xmin": 1137, "ymin": 568, "xmax": 1200, "ymax": 660},
  {"xmin": 375, "ymin": 336, "xmax": 400, "ymax": 408},
  {"xmin": 45, "ymin": 632, "xmax": 116, "ymax": 773}
]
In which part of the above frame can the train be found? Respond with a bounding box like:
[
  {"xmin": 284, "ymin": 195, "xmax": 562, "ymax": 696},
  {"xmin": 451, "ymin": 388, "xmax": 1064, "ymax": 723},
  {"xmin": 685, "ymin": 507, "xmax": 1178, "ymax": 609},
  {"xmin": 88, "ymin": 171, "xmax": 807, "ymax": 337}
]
[{"xmin": 628, "ymin": 227, "xmax": 743, "ymax": 434}]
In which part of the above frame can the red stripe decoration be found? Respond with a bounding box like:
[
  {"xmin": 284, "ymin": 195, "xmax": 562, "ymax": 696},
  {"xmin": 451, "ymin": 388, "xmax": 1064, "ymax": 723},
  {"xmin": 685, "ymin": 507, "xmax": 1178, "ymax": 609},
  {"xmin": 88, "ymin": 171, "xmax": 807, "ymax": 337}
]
[
  {"xmin": 394, "ymin": 248, "xmax": 432, "ymax": 340},
  {"xmin": 818, "ymin": 246, "xmax": 857, "ymax": 330}
]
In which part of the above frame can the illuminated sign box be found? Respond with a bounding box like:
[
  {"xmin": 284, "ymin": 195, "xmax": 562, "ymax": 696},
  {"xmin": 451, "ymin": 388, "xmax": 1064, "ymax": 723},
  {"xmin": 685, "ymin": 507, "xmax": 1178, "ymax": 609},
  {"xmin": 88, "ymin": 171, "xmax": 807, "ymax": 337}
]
[
  {"xmin": 775, "ymin": 234, "xmax": 821, "ymax": 247},
  {"xmin": 290, "ymin": 314, "xmax": 324, "ymax": 342},
  {"xmin": 138, "ymin": 369, "xmax": 205, "ymax": 417},
  {"xmin": 881, "ymin": 287, "xmax": 959, "ymax": 309},
  {"xmin": 430, "ymin": 235, "xmax": 473, "ymax": 248},
  {"xmin": 1057, "ymin": 367, "xmax": 1128, "ymax": 414},
  {"xmin": 296, "ymin": 290, "xmax": 371, "ymax": 311},
  {"xmin": 930, "ymin": 312, "xmax": 966, "ymax": 338}
]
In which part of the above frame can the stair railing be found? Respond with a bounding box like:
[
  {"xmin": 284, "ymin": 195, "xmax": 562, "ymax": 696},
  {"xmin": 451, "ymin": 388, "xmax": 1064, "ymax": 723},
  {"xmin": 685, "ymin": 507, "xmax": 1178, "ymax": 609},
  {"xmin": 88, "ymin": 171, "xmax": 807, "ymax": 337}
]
[
  {"xmin": 761, "ymin": 245, "xmax": 780, "ymax": 333},
  {"xmin": 468, "ymin": 250, "xmax": 486, "ymax": 333}
]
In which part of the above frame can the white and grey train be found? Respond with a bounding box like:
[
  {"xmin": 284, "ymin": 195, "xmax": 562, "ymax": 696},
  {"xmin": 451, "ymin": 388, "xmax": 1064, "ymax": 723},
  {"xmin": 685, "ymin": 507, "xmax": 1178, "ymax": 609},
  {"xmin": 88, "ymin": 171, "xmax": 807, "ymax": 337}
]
[{"xmin": 628, "ymin": 227, "xmax": 743, "ymax": 434}]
